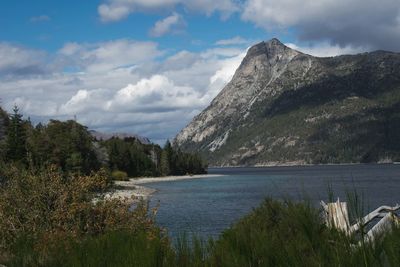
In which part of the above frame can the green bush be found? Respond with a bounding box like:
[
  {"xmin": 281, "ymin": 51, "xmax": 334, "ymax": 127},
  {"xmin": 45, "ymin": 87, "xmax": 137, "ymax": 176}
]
[{"xmin": 111, "ymin": 170, "xmax": 129, "ymax": 181}]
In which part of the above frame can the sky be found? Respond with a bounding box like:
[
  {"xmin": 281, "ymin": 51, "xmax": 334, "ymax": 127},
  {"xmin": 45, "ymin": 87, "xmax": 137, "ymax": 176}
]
[{"xmin": 1, "ymin": 0, "xmax": 399, "ymax": 144}]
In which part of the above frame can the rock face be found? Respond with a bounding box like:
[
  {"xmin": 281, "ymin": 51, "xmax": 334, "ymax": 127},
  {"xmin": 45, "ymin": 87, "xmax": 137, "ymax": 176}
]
[{"xmin": 175, "ymin": 38, "xmax": 400, "ymax": 166}]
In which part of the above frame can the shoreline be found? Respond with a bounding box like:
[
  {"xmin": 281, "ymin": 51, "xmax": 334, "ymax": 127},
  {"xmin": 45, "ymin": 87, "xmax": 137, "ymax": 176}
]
[
  {"xmin": 105, "ymin": 174, "xmax": 224, "ymax": 201},
  {"xmin": 208, "ymin": 162, "xmax": 400, "ymax": 168},
  {"xmin": 130, "ymin": 174, "xmax": 225, "ymax": 185}
]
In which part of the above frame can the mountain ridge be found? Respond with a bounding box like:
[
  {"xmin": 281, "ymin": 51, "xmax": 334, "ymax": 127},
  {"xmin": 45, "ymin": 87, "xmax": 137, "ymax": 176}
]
[{"xmin": 175, "ymin": 38, "xmax": 400, "ymax": 166}]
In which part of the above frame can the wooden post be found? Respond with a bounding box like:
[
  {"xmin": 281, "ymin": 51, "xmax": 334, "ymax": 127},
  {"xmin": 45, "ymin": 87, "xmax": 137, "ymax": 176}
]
[{"xmin": 321, "ymin": 198, "xmax": 350, "ymax": 233}]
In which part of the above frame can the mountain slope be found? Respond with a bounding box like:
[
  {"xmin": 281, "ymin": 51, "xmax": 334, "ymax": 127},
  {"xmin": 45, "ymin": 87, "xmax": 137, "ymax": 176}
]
[{"xmin": 175, "ymin": 38, "xmax": 400, "ymax": 166}]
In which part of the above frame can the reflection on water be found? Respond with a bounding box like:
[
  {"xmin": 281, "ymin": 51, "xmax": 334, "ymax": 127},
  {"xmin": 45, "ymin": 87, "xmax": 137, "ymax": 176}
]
[{"xmin": 145, "ymin": 164, "xmax": 400, "ymax": 239}]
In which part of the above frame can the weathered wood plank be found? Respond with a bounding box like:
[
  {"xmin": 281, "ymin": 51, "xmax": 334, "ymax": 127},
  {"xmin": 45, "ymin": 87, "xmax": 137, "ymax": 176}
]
[{"xmin": 321, "ymin": 199, "xmax": 350, "ymax": 233}]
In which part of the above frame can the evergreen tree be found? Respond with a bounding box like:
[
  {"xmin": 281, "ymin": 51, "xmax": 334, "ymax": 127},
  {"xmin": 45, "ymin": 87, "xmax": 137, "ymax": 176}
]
[
  {"xmin": 0, "ymin": 107, "xmax": 7, "ymax": 140},
  {"xmin": 0, "ymin": 106, "xmax": 9, "ymax": 161},
  {"xmin": 160, "ymin": 150, "xmax": 170, "ymax": 176},
  {"xmin": 163, "ymin": 140, "xmax": 173, "ymax": 173},
  {"xmin": 6, "ymin": 105, "xmax": 27, "ymax": 162}
]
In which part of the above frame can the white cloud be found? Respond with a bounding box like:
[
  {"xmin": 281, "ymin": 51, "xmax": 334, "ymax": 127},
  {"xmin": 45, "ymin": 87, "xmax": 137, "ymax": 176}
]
[
  {"xmin": 58, "ymin": 39, "xmax": 163, "ymax": 73},
  {"xmin": 242, "ymin": 0, "xmax": 400, "ymax": 51},
  {"xmin": 149, "ymin": 13, "xmax": 186, "ymax": 37},
  {"xmin": 0, "ymin": 43, "xmax": 49, "ymax": 76},
  {"xmin": 98, "ymin": 0, "xmax": 238, "ymax": 22},
  {"xmin": 215, "ymin": 36, "xmax": 250, "ymax": 46},
  {"xmin": 59, "ymin": 89, "xmax": 113, "ymax": 115},
  {"xmin": 285, "ymin": 42, "xmax": 366, "ymax": 57},
  {"xmin": 107, "ymin": 75, "xmax": 203, "ymax": 112},
  {"xmin": 201, "ymin": 47, "xmax": 245, "ymax": 58},
  {"xmin": 98, "ymin": 4, "xmax": 132, "ymax": 22},
  {"xmin": 58, "ymin": 42, "xmax": 81, "ymax": 56}
]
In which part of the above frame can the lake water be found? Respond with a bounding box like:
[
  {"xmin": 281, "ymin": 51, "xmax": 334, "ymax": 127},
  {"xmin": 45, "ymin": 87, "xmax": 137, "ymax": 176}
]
[{"xmin": 144, "ymin": 164, "xmax": 400, "ymax": 239}]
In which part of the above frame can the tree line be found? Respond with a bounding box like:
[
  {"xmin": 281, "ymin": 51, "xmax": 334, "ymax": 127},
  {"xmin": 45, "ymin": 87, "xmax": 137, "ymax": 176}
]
[{"xmin": 0, "ymin": 105, "xmax": 207, "ymax": 178}]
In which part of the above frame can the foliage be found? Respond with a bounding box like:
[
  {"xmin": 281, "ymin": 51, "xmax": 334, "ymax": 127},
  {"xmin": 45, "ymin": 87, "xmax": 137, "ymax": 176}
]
[
  {"xmin": 160, "ymin": 149, "xmax": 170, "ymax": 176},
  {"xmin": 111, "ymin": 170, "xmax": 128, "ymax": 181},
  {"xmin": 8, "ymin": 230, "xmax": 174, "ymax": 267},
  {"xmin": 0, "ymin": 106, "xmax": 9, "ymax": 160},
  {"xmin": 0, "ymin": 105, "xmax": 207, "ymax": 177},
  {"xmin": 161, "ymin": 140, "xmax": 207, "ymax": 176},
  {"xmin": 4, "ymin": 198, "xmax": 400, "ymax": 266},
  {"xmin": 102, "ymin": 138, "xmax": 207, "ymax": 178},
  {"xmin": 26, "ymin": 120, "xmax": 101, "ymax": 174},
  {"xmin": 0, "ymin": 165, "xmax": 158, "ymax": 264},
  {"xmin": 6, "ymin": 106, "xmax": 27, "ymax": 163},
  {"xmin": 202, "ymin": 199, "xmax": 400, "ymax": 267},
  {"xmin": 103, "ymin": 137, "xmax": 160, "ymax": 177}
]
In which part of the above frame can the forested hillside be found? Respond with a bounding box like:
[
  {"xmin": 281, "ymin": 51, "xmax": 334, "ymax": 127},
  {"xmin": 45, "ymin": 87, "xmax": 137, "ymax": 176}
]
[{"xmin": 0, "ymin": 105, "xmax": 206, "ymax": 178}]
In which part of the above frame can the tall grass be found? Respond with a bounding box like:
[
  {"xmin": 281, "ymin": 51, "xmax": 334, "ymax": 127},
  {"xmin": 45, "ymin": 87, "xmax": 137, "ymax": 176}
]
[
  {"xmin": 4, "ymin": 198, "xmax": 400, "ymax": 267},
  {"xmin": 7, "ymin": 230, "xmax": 174, "ymax": 267}
]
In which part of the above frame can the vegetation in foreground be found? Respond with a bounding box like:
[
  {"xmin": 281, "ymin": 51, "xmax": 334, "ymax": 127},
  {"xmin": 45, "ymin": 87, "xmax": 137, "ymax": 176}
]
[
  {"xmin": 2, "ymin": 181, "xmax": 400, "ymax": 267},
  {"xmin": 0, "ymin": 165, "xmax": 162, "ymax": 265}
]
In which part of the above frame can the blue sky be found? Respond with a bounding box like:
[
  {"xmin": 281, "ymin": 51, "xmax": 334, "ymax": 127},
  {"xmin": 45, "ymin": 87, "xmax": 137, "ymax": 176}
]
[
  {"xmin": 1, "ymin": 1, "xmax": 273, "ymax": 52},
  {"xmin": 1, "ymin": 0, "xmax": 399, "ymax": 144}
]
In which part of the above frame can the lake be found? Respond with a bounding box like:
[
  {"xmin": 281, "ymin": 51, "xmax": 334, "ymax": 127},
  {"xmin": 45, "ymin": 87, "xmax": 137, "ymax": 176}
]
[{"xmin": 144, "ymin": 164, "xmax": 400, "ymax": 239}]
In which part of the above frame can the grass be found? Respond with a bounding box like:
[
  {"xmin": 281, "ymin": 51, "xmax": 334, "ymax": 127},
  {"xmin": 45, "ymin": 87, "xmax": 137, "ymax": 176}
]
[{"xmin": 4, "ymin": 198, "xmax": 400, "ymax": 267}]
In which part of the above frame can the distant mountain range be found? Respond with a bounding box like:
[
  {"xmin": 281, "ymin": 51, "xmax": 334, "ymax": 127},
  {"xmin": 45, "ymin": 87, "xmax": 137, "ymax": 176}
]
[
  {"xmin": 89, "ymin": 130, "xmax": 151, "ymax": 144},
  {"xmin": 175, "ymin": 38, "xmax": 400, "ymax": 166}
]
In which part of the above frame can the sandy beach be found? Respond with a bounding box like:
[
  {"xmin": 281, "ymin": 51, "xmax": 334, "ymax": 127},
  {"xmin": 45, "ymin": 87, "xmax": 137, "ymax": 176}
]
[{"xmin": 105, "ymin": 174, "xmax": 223, "ymax": 202}]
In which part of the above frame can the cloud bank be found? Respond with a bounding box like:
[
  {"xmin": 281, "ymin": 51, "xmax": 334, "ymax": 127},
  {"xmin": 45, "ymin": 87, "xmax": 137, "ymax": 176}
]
[
  {"xmin": 242, "ymin": 0, "xmax": 400, "ymax": 51},
  {"xmin": 98, "ymin": 0, "xmax": 239, "ymax": 22},
  {"xmin": 0, "ymin": 39, "xmax": 246, "ymax": 144},
  {"xmin": 98, "ymin": 0, "xmax": 400, "ymax": 51}
]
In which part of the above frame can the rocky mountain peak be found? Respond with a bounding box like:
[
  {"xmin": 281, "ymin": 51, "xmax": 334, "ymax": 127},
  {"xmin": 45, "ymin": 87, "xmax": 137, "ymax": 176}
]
[
  {"xmin": 246, "ymin": 38, "xmax": 291, "ymax": 58},
  {"xmin": 244, "ymin": 38, "xmax": 297, "ymax": 61},
  {"xmin": 175, "ymin": 38, "xmax": 305, "ymax": 148},
  {"xmin": 235, "ymin": 38, "xmax": 300, "ymax": 78}
]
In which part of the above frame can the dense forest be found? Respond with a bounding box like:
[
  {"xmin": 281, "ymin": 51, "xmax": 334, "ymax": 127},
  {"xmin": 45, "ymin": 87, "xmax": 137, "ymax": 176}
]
[{"xmin": 0, "ymin": 105, "xmax": 206, "ymax": 179}]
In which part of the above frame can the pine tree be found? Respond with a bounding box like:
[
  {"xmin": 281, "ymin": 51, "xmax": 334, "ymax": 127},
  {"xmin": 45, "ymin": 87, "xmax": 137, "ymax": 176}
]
[
  {"xmin": 163, "ymin": 140, "xmax": 173, "ymax": 174},
  {"xmin": 0, "ymin": 107, "xmax": 6, "ymax": 140},
  {"xmin": 6, "ymin": 105, "xmax": 27, "ymax": 162},
  {"xmin": 160, "ymin": 150, "xmax": 170, "ymax": 176},
  {"xmin": 0, "ymin": 106, "xmax": 8, "ymax": 161}
]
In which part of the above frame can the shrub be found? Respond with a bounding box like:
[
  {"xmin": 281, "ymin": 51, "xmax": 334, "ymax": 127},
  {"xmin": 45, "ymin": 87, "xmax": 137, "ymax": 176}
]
[
  {"xmin": 0, "ymin": 165, "xmax": 158, "ymax": 264},
  {"xmin": 111, "ymin": 170, "xmax": 129, "ymax": 181}
]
